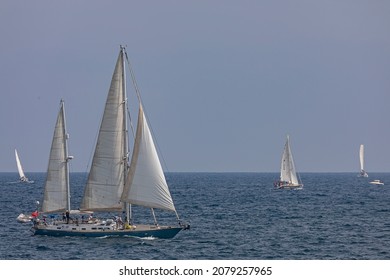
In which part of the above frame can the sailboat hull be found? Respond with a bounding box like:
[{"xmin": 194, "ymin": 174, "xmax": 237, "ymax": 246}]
[
  {"xmin": 358, "ymin": 170, "xmax": 368, "ymax": 178},
  {"xmin": 31, "ymin": 224, "xmax": 183, "ymax": 239},
  {"xmin": 275, "ymin": 181, "xmax": 303, "ymax": 189}
]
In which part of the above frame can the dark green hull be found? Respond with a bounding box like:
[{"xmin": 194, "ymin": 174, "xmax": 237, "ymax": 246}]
[{"xmin": 32, "ymin": 226, "xmax": 183, "ymax": 239}]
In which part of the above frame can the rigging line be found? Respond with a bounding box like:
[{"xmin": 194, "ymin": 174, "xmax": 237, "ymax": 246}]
[
  {"xmin": 124, "ymin": 48, "xmax": 142, "ymax": 104},
  {"xmin": 127, "ymin": 105, "xmax": 135, "ymax": 140},
  {"xmin": 123, "ymin": 48, "xmax": 171, "ymax": 174},
  {"xmin": 121, "ymin": 47, "xmax": 135, "ymax": 141}
]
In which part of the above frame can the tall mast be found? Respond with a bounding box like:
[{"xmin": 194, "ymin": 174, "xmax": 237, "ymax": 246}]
[
  {"xmin": 61, "ymin": 99, "xmax": 73, "ymax": 212},
  {"xmin": 120, "ymin": 46, "xmax": 130, "ymax": 222}
]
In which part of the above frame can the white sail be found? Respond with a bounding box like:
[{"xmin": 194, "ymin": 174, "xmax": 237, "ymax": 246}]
[
  {"xmin": 359, "ymin": 144, "xmax": 368, "ymax": 177},
  {"xmin": 280, "ymin": 135, "xmax": 299, "ymax": 185},
  {"xmin": 41, "ymin": 100, "xmax": 71, "ymax": 213},
  {"xmin": 81, "ymin": 51, "xmax": 127, "ymax": 212},
  {"xmin": 359, "ymin": 144, "xmax": 365, "ymax": 171},
  {"xmin": 15, "ymin": 149, "xmax": 26, "ymax": 180},
  {"xmin": 121, "ymin": 106, "xmax": 176, "ymax": 212}
]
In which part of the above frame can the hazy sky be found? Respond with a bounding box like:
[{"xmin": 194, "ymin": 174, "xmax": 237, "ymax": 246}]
[{"xmin": 1, "ymin": 0, "xmax": 389, "ymax": 173}]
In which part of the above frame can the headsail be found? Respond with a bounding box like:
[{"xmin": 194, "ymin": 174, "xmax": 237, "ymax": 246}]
[
  {"xmin": 81, "ymin": 50, "xmax": 127, "ymax": 212},
  {"xmin": 41, "ymin": 100, "xmax": 71, "ymax": 213},
  {"xmin": 121, "ymin": 105, "xmax": 176, "ymax": 212}
]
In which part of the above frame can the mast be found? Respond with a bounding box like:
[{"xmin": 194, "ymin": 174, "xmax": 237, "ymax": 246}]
[
  {"xmin": 61, "ymin": 99, "xmax": 73, "ymax": 212},
  {"xmin": 121, "ymin": 46, "xmax": 131, "ymax": 223}
]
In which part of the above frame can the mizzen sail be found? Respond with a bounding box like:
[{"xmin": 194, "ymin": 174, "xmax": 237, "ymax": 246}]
[{"xmin": 41, "ymin": 100, "xmax": 70, "ymax": 213}]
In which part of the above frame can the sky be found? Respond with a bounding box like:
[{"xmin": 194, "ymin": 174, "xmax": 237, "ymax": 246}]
[{"xmin": 0, "ymin": 0, "xmax": 389, "ymax": 173}]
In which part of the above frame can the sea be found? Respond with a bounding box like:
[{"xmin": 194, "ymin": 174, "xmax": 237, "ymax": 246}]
[{"xmin": 1, "ymin": 172, "xmax": 390, "ymax": 260}]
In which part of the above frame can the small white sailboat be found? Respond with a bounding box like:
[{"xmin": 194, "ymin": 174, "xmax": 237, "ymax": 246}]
[
  {"xmin": 32, "ymin": 46, "xmax": 189, "ymax": 238},
  {"xmin": 274, "ymin": 135, "xmax": 303, "ymax": 189},
  {"xmin": 369, "ymin": 179, "xmax": 384, "ymax": 186},
  {"xmin": 15, "ymin": 149, "xmax": 33, "ymax": 183},
  {"xmin": 358, "ymin": 144, "xmax": 368, "ymax": 177}
]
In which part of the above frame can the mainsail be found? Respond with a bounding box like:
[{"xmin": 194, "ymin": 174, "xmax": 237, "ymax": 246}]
[
  {"xmin": 280, "ymin": 135, "xmax": 299, "ymax": 185},
  {"xmin": 41, "ymin": 100, "xmax": 72, "ymax": 213},
  {"xmin": 121, "ymin": 105, "xmax": 176, "ymax": 212},
  {"xmin": 15, "ymin": 149, "xmax": 27, "ymax": 181},
  {"xmin": 80, "ymin": 50, "xmax": 128, "ymax": 212}
]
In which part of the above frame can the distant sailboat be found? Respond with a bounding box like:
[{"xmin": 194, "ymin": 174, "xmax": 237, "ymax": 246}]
[
  {"xmin": 32, "ymin": 46, "xmax": 189, "ymax": 238},
  {"xmin": 358, "ymin": 144, "xmax": 368, "ymax": 177},
  {"xmin": 274, "ymin": 135, "xmax": 303, "ymax": 189},
  {"xmin": 15, "ymin": 149, "xmax": 33, "ymax": 183}
]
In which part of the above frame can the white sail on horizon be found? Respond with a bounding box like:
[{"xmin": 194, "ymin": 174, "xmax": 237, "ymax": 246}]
[
  {"xmin": 359, "ymin": 144, "xmax": 365, "ymax": 171},
  {"xmin": 280, "ymin": 135, "xmax": 299, "ymax": 185},
  {"xmin": 359, "ymin": 144, "xmax": 368, "ymax": 177},
  {"xmin": 15, "ymin": 149, "xmax": 26, "ymax": 180}
]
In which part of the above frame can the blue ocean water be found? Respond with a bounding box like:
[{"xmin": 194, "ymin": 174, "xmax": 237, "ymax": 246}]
[{"xmin": 1, "ymin": 172, "xmax": 389, "ymax": 260}]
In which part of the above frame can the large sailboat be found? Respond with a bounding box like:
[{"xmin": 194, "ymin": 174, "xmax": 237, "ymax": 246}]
[
  {"xmin": 274, "ymin": 135, "xmax": 303, "ymax": 189},
  {"xmin": 358, "ymin": 144, "xmax": 368, "ymax": 177},
  {"xmin": 32, "ymin": 46, "xmax": 188, "ymax": 238},
  {"xmin": 15, "ymin": 149, "xmax": 33, "ymax": 183}
]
